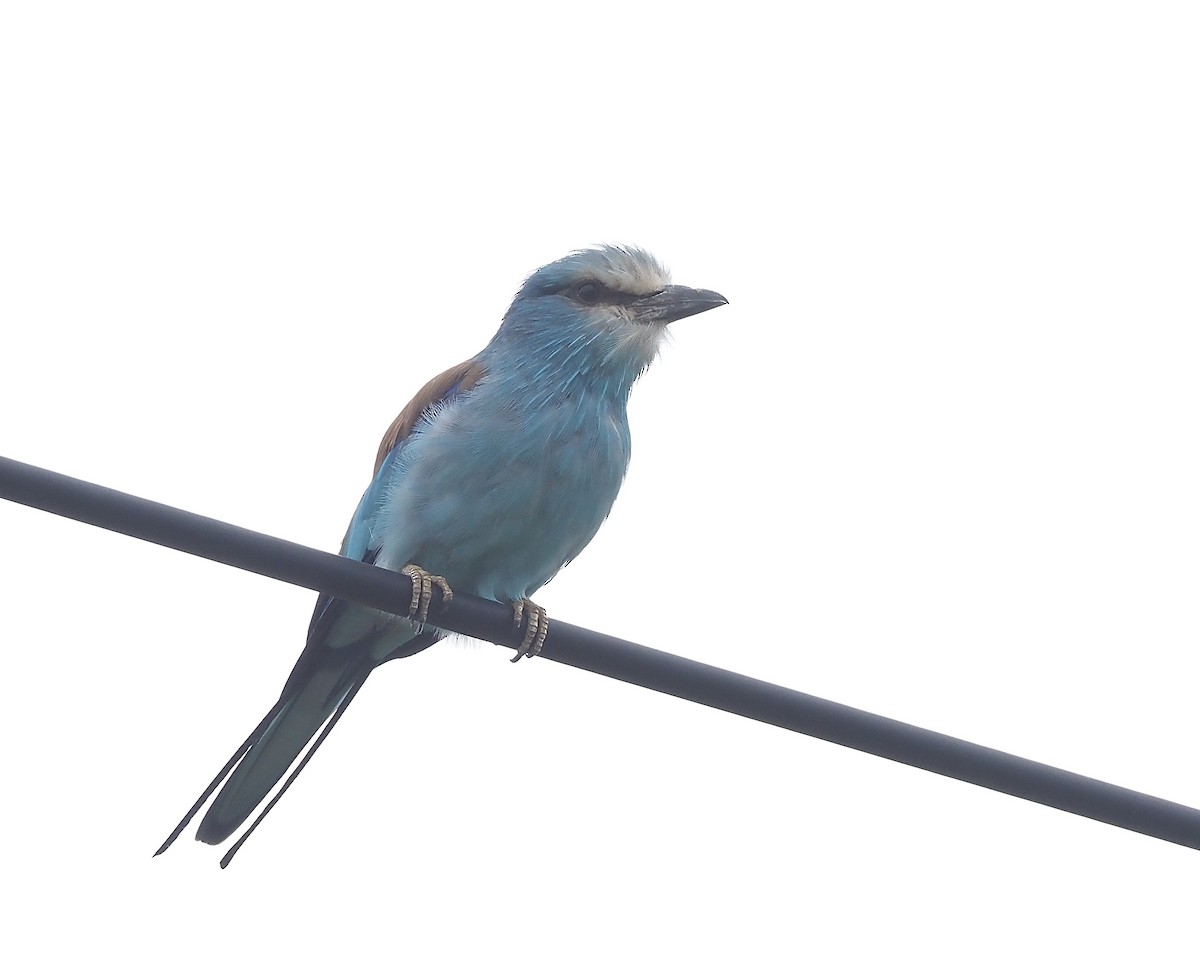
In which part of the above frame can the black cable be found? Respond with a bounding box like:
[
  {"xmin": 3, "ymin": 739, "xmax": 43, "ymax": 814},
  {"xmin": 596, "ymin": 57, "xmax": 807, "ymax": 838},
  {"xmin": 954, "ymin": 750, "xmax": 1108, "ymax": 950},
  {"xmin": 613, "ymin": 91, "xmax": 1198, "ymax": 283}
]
[{"xmin": 3, "ymin": 453, "xmax": 1198, "ymax": 850}]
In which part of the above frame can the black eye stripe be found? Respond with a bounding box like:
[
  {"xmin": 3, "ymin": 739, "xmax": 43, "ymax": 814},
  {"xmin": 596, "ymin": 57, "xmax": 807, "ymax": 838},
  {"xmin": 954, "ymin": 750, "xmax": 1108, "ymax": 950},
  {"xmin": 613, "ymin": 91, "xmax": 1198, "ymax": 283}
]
[{"xmin": 560, "ymin": 279, "xmax": 639, "ymax": 308}]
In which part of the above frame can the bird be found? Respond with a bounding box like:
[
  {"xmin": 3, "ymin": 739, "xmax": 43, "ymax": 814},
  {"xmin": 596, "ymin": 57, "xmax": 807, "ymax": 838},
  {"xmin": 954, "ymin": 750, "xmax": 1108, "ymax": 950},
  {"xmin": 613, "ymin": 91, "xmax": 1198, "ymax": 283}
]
[{"xmin": 156, "ymin": 244, "xmax": 728, "ymax": 865}]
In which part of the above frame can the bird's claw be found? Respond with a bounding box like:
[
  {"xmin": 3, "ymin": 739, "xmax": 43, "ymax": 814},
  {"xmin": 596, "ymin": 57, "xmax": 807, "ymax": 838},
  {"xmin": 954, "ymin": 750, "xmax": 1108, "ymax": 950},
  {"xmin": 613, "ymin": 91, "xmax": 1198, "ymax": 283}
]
[
  {"xmin": 511, "ymin": 599, "xmax": 549, "ymax": 662},
  {"xmin": 401, "ymin": 564, "xmax": 453, "ymax": 625}
]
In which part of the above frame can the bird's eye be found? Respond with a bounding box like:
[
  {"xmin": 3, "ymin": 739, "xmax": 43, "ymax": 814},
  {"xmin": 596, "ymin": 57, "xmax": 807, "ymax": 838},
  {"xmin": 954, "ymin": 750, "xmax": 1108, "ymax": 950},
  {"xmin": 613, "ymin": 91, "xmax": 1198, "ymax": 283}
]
[{"xmin": 573, "ymin": 281, "xmax": 602, "ymax": 305}]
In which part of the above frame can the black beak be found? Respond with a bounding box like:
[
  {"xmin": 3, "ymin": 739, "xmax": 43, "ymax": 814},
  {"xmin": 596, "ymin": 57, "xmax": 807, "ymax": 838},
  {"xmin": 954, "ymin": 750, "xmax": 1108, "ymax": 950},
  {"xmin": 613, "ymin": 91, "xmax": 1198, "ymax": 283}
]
[{"xmin": 633, "ymin": 285, "xmax": 729, "ymax": 325}]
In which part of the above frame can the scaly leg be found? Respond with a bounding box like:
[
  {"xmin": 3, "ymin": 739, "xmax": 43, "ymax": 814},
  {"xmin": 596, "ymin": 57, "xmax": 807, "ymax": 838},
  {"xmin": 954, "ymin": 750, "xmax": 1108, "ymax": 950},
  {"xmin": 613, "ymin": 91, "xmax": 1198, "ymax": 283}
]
[
  {"xmin": 511, "ymin": 598, "xmax": 549, "ymax": 662},
  {"xmin": 401, "ymin": 564, "xmax": 453, "ymax": 625}
]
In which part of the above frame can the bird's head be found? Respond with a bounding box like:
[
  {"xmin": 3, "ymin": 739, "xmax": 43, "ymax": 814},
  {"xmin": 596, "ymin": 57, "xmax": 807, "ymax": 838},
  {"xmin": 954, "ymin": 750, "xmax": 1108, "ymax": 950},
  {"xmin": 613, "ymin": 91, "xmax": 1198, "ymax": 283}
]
[{"xmin": 495, "ymin": 245, "xmax": 728, "ymax": 392}]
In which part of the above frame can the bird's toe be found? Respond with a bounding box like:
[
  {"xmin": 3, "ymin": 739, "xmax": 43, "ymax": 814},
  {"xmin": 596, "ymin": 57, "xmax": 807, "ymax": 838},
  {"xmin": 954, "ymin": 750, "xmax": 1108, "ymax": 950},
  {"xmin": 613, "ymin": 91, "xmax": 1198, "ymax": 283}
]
[
  {"xmin": 401, "ymin": 564, "xmax": 453, "ymax": 625},
  {"xmin": 511, "ymin": 599, "xmax": 549, "ymax": 662}
]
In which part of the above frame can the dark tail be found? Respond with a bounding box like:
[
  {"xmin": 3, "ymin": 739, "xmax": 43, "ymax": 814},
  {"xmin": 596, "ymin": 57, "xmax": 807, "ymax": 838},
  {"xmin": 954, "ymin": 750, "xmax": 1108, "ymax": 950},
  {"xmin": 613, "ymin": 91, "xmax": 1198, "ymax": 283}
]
[{"xmin": 155, "ymin": 657, "xmax": 371, "ymax": 865}]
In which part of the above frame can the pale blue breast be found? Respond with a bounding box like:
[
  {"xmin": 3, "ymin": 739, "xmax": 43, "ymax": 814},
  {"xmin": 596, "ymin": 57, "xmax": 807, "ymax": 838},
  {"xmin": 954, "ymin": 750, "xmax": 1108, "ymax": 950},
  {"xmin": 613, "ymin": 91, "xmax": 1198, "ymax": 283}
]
[{"xmin": 375, "ymin": 377, "xmax": 631, "ymax": 602}]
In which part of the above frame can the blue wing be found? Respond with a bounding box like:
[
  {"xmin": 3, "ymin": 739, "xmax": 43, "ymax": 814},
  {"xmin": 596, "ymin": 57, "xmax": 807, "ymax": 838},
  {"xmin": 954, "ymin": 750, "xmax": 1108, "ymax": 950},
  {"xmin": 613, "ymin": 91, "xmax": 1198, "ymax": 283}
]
[{"xmin": 302, "ymin": 358, "xmax": 486, "ymax": 654}]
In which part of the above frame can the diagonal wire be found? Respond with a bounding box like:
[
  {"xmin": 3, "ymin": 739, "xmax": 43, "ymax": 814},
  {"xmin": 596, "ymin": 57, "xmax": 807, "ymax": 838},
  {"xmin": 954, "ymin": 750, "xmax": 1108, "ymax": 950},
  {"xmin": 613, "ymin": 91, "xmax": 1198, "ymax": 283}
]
[{"xmin": 2, "ymin": 452, "xmax": 1199, "ymax": 851}]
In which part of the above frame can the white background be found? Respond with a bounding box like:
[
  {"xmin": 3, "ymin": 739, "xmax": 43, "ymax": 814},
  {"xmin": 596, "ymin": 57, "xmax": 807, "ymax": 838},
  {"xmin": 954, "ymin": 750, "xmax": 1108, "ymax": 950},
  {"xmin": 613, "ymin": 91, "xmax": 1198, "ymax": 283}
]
[{"xmin": 2, "ymin": 2, "xmax": 1197, "ymax": 964}]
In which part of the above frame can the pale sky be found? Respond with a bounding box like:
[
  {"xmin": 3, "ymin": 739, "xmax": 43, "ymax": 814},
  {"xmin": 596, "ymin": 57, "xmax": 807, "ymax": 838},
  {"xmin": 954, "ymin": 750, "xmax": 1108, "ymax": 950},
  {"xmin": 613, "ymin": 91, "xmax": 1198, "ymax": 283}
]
[{"xmin": 2, "ymin": 3, "xmax": 1198, "ymax": 964}]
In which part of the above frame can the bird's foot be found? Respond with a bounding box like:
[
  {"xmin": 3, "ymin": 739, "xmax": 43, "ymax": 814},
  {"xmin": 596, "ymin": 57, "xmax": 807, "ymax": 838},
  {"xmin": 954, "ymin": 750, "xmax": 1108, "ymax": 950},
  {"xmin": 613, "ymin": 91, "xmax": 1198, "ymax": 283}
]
[
  {"xmin": 401, "ymin": 564, "xmax": 453, "ymax": 625},
  {"xmin": 510, "ymin": 599, "xmax": 549, "ymax": 662}
]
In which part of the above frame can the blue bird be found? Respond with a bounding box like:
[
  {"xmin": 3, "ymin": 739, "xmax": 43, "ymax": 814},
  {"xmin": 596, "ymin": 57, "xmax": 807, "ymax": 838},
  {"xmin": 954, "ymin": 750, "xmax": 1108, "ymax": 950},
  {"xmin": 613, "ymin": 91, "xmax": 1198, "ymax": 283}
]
[{"xmin": 157, "ymin": 245, "xmax": 727, "ymax": 864}]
